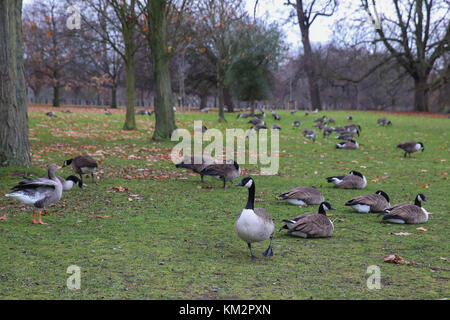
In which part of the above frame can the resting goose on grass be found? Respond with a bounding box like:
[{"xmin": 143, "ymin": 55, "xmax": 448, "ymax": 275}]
[
  {"xmin": 336, "ymin": 139, "xmax": 359, "ymax": 150},
  {"xmin": 345, "ymin": 190, "xmax": 390, "ymax": 213},
  {"xmin": 280, "ymin": 202, "xmax": 335, "ymax": 238},
  {"xmin": 277, "ymin": 186, "xmax": 324, "ymax": 206},
  {"xmin": 382, "ymin": 193, "xmax": 429, "ymax": 224},
  {"xmin": 326, "ymin": 171, "xmax": 367, "ymax": 189},
  {"xmin": 302, "ymin": 129, "xmax": 316, "ymax": 142},
  {"xmin": 235, "ymin": 177, "xmax": 274, "ymax": 260},
  {"xmin": 5, "ymin": 164, "xmax": 63, "ymax": 225}
]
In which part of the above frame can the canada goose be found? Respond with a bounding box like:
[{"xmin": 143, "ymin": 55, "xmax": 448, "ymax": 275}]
[
  {"xmin": 235, "ymin": 177, "xmax": 274, "ymax": 260},
  {"xmin": 327, "ymin": 117, "xmax": 335, "ymax": 124},
  {"xmin": 344, "ymin": 124, "xmax": 361, "ymax": 135},
  {"xmin": 290, "ymin": 109, "xmax": 297, "ymax": 114},
  {"xmin": 254, "ymin": 111, "xmax": 266, "ymax": 119},
  {"xmin": 334, "ymin": 126, "xmax": 347, "ymax": 134},
  {"xmin": 201, "ymin": 107, "xmax": 210, "ymax": 113},
  {"xmin": 46, "ymin": 111, "xmax": 57, "ymax": 118},
  {"xmin": 271, "ymin": 124, "xmax": 281, "ymax": 130},
  {"xmin": 248, "ymin": 118, "xmax": 264, "ymax": 126},
  {"xmin": 314, "ymin": 122, "xmax": 326, "ymax": 130},
  {"xmin": 136, "ymin": 109, "xmax": 148, "ymax": 115},
  {"xmin": 382, "ymin": 193, "xmax": 428, "ymax": 224},
  {"xmin": 302, "ymin": 129, "xmax": 316, "ymax": 142},
  {"xmin": 397, "ymin": 141, "xmax": 424, "ymax": 157},
  {"xmin": 194, "ymin": 125, "xmax": 208, "ymax": 133},
  {"xmin": 62, "ymin": 155, "xmax": 98, "ymax": 184},
  {"xmin": 175, "ymin": 155, "xmax": 216, "ymax": 183},
  {"xmin": 200, "ymin": 160, "xmax": 241, "ymax": 188},
  {"xmin": 280, "ymin": 202, "xmax": 335, "ymax": 238},
  {"xmin": 345, "ymin": 190, "xmax": 390, "ymax": 213},
  {"xmin": 104, "ymin": 109, "xmax": 112, "ymax": 115},
  {"xmin": 292, "ymin": 120, "xmax": 301, "ymax": 128},
  {"xmin": 57, "ymin": 175, "xmax": 83, "ymax": 191},
  {"xmin": 277, "ymin": 186, "xmax": 324, "ymax": 206},
  {"xmin": 335, "ymin": 133, "xmax": 357, "ymax": 141},
  {"xmin": 61, "ymin": 109, "xmax": 73, "ymax": 113},
  {"xmin": 252, "ymin": 123, "xmax": 267, "ymax": 131},
  {"xmin": 5, "ymin": 164, "xmax": 63, "ymax": 225},
  {"xmin": 305, "ymin": 112, "xmax": 309, "ymax": 116},
  {"xmin": 314, "ymin": 116, "xmax": 326, "ymax": 123},
  {"xmin": 271, "ymin": 111, "xmax": 281, "ymax": 120},
  {"xmin": 147, "ymin": 110, "xmax": 154, "ymax": 116},
  {"xmin": 336, "ymin": 139, "xmax": 359, "ymax": 150},
  {"xmin": 312, "ymin": 108, "xmax": 319, "ymax": 114},
  {"xmin": 347, "ymin": 115, "xmax": 353, "ymax": 120},
  {"xmin": 322, "ymin": 127, "xmax": 334, "ymax": 137},
  {"xmin": 326, "ymin": 171, "xmax": 367, "ymax": 189},
  {"xmin": 237, "ymin": 112, "xmax": 252, "ymax": 119},
  {"xmin": 377, "ymin": 118, "xmax": 392, "ymax": 126}
]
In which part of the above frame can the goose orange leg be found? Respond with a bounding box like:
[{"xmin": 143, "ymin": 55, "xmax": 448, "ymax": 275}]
[
  {"xmin": 32, "ymin": 209, "xmax": 38, "ymax": 224},
  {"xmin": 33, "ymin": 210, "xmax": 47, "ymax": 225}
]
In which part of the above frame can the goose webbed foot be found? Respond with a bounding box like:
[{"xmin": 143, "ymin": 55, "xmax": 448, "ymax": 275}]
[
  {"xmin": 33, "ymin": 211, "xmax": 47, "ymax": 225},
  {"xmin": 263, "ymin": 236, "xmax": 274, "ymax": 257}
]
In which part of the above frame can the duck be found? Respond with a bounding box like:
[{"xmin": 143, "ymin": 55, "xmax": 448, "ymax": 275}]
[
  {"xmin": 62, "ymin": 155, "xmax": 98, "ymax": 184},
  {"xmin": 345, "ymin": 190, "xmax": 390, "ymax": 213},
  {"xmin": 280, "ymin": 202, "xmax": 335, "ymax": 238},
  {"xmin": 235, "ymin": 177, "xmax": 274, "ymax": 260},
  {"xmin": 382, "ymin": 193, "xmax": 428, "ymax": 224},
  {"xmin": 175, "ymin": 155, "xmax": 216, "ymax": 183},
  {"xmin": 326, "ymin": 170, "xmax": 367, "ymax": 189},
  {"xmin": 5, "ymin": 164, "xmax": 63, "ymax": 225},
  {"xmin": 277, "ymin": 186, "xmax": 324, "ymax": 206},
  {"xmin": 336, "ymin": 139, "xmax": 359, "ymax": 149},
  {"xmin": 397, "ymin": 141, "xmax": 424, "ymax": 157},
  {"xmin": 200, "ymin": 160, "xmax": 241, "ymax": 188}
]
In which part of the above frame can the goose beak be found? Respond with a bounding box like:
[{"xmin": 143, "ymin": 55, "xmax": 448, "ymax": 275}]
[
  {"xmin": 330, "ymin": 206, "xmax": 336, "ymax": 210},
  {"xmin": 235, "ymin": 182, "xmax": 244, "ymax": 187}
]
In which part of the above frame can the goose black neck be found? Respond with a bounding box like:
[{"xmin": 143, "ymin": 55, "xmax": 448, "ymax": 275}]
[
  {"xmin": 245, "ymin": 183, "xmax": 255, "ymax": 210},
  {"xmin": 414, "ymin": 198, "xmax": 422, "ymax": 207},
  {"xmin": 318, "ymin": 205, "xmax": 326, "ymax": 215}
]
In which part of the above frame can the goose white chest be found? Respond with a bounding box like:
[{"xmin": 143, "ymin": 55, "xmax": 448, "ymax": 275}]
[{"xmin": 235, "ymin": 209, "xmax": 270, "ymax": 243}]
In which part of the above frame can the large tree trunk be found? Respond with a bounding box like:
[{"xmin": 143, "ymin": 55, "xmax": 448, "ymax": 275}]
[
  {"xmin": 149, "ymin": 0, "xmax": 176, "ymax": 140},
  {"xmin": 123, "ymin": 54, "xmax": 136, "ymax": 130},
  {"xmin": 414, "ymin": 76, "xmax": 429, "ymax": 112},
  {"xmin": 111, "ymin": 85, "xmax": 117, "ymax": 109},
  {"xmin": 216, "ymin": 62, "xmax": 225, "ymax": 122},
  {"xmin": 224, "ymin": 87, "xmax": 234, "ymax": 112},
  {"xmin": 0, "ymin": 0, "xmax": 31, "ymax": 167},
  {"xmin": 296, "ymin": 1, "xmax": 322, "ymax": 110}
]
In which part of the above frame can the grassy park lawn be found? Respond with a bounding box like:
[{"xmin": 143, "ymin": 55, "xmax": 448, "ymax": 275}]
[{"xmin": 0, "ymin": 107, "xmax": 449, "ymax": 299}]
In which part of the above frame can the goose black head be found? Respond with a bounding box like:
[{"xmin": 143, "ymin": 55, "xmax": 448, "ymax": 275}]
[
  {"xmin": 416, "ymin": 193, "xmax": 427, "ymax": 204},
  {"xmin": 375, "ymin": 190, "xmax": 390, "ymax": 202},
  {"xmin": 318, "ymin": 201, "xmax": 336, "ymax": 215},
  {"xmin": 62, "ymin": 159, "xmax": 73, "ymax": 168},
  {"xmin": 349, "ymin": 139, "xmax": 356, "ymax": 144},
  {"xmin": 418, "ymin": 142, "xmax": 424, "ymax": 151},
  {"xmin": 349, "ymin": 170, "xmax": 364, "ymax": 178},
  {"xmin": 66, "ymin": 175, "xmax": 83, "ymax": 189},
  {"xmin": 232, "ymin": 161, "xmax": 240, "ymax": 171},
  {"xmin": 235, "ymin": 176, "xmax": 253, "ymax": 188}
]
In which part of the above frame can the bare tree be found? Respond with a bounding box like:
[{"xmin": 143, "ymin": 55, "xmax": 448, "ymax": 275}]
[
  {"xmin": 285, "ymin": 0, "xmax": 338, "ymax": 110},
  {"xmin": 360, "ymin": 0, "xmax": 450, "ymax": 111}
]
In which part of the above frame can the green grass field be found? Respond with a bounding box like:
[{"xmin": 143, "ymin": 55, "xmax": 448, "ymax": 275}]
[{"xmin": 0, "ymin": 108, "xmax": 449, "ymax": 299}]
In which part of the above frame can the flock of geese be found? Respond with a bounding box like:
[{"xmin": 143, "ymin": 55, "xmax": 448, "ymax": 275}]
[{"xmin": 8, "ymin": 109, "xmax": 428, "ymax": 260}]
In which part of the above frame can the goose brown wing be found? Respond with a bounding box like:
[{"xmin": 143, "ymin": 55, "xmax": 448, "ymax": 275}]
[{"xmin": 290, "ymin": 214, "xmax": 332, "ymax": 237}]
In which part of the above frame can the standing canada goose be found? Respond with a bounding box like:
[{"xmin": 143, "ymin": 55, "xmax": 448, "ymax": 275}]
[
  {"xmin": 271, "ymin": 124, "xmax": 281, "ymax": 130},
  {"xmin": 5, "ymin": 164, "xmax": 63, "ymax": 225},
  {"xmin": 46, "ymin": 111, "xmax": 57, "ymax": 118},
  {"xmin": 290, "ymin": 109, "xmax": 297, "ymax": 114},
  {"xmin": 345, "ymin": 190, "xmax": 390, "ymax": 213},
  {"xmin": 271, "ymin": 111, "xmax": 281, "ymax": 120},
  {"xmin": 104, "ymin": 108, "xmax": 112, "ymax": 115},
  {"xmin": 62, "ymin": 155, "xmax": 98, "ymax": 184},
  {"xmin": 347, "ymin": 115, "xmax": 353, "ymax": 121},
  {"xmin": 277, "ymin": 186, "xmax": 324, "ymax": 206},
  {"xmin": 326, "ymin": 171, "xmax": 367, "ymax": 189},
  {"xmin": 344, "ymin": 124, "xmax": 361, "ymax": 134},
  {"xmin": 292, "ymin": 120, "xmax": 301, "ymax": 128},
  {"xmin": 200, "ymin": 160, "xmax": 241, "ymax": 188},
  {"xmin": 336, "ymin": 139, "xmax": 359, "ymax": 150},
  {"xmin": 175, "ymin": 155, "xmax": 216, "ymax": 183},
  {"xmin": 382, "ymin": 193, "xmax": 428, "ymax": 224},
  {"xmin": 397, "ymin": 141, "xmax": 424, "ymax": 157},
  {"xmin": 322, "ymin": 127, "xmax": 334, "ymax": 137},
  {"xmin": 254, "ymin": 111, "xmax": 266, "ymax": 119},
  {"xmin": 302, "ymin": 129, "xmax": 316, "ymax": 142},
  {"xmin": 235, "ymin": 177, "xmax": 274, "ymax": 260},
  {"xmin": 377, "ymin": 118, "xmax": 392, "ymax": 126},
  {"xmin": 280, "ymin": 202, "xmax": 336, "ymax": 238}
]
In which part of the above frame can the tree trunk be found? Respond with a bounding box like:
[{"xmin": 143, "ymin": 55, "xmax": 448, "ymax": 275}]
[
  {"xmin": 123, "ymin": 54, "xmax": 136, "ymax": 130},
  {"xmin": 53, "ymin": 83, "xmax": 60, "ymax": 107},
  {"xmin": 199, "ymin": 92, "xmax": 208, "ymax": 110},
  {"xmin": 149, "ymin": 0, "xmax": 176, "ymax": 140},
  {"xmin": 224, "ymin": 87, "xmax": 234, "ymax": 112},
  {"xmin": 0, "ymin": 0, "xmax": 31, "ymax": 167},
  {"xmin": 296, "ymin": 2, "xmax": 322, "ymax": 110},
  {"xmin": 111, "ymin": 85, "xmax": 117, "ymax": 108},
  {"xmin": 216, "ymin": 62, "xmax": 225, "ymax": 122},
  {"xmin": 414, "ymin": 76, "xmax": 429, "ymax": 112}
]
